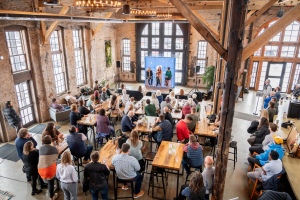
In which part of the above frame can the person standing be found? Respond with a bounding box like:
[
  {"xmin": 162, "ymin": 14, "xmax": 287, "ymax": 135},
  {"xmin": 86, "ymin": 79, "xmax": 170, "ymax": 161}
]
[
  {"xmin": 202, "ymin": 156, "xmax": 215, "ymax": 200},
  {"xmin": 38, "ymin": 135, "xmax": 59, "ymax": 200},
  {"xmin": 84, "ymin": 151, "xmax": 110, "ymax": 200},
  {"xmin": 146, "ymin": 67, "xmax": 153, "ymax": 86},
  {"xmin": 3, "ymin": 101, "xmax": 22, "ymax": 134},
  {"xmin": 56, "ymin": 151, "xmax": 78, "ymax": 200},
  {"xmin": 155, "ymin": 66, "xmax": 162, "ymax": 88},
  {"xmin": 165, "ymin": 67, "xmax": 172, "ymax": 86},
  {"xmin": 23, "ymin": 141, "xmax": 43, "ymax": 195},
  {"xmin": 263, "ymin": 79, "xmax": 272, "ymax": 100}
]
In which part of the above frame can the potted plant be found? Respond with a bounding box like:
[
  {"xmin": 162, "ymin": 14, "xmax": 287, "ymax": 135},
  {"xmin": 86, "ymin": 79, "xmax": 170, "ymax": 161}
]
[{"xmin": 201, "ymin": 65, "xmax": 215, "ymax": 88}]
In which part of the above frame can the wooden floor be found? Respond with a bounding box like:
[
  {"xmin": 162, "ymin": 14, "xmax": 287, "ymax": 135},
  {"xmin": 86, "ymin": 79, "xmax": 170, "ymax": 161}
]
[{"xmin": 0, "ymin": 84, "xmax": 299, "ymax": 200}]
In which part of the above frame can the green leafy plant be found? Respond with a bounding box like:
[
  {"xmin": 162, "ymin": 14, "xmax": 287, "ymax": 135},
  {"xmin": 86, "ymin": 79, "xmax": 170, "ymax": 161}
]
[
  {"xmin": 105, "ymin": 40, "xmax": 112, "ymax": 67},
  {"xmin": 201, "ymin": 65, "xmax": 215, "ymax": 88}
]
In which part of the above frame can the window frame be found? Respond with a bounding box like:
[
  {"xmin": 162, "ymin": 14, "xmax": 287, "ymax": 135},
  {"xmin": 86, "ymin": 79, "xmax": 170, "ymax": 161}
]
[
  {"xmin": 122, "ymin": 38, "xmax": 131, "ymax": 72},
  {"xmin": 196, "ymin": 41, "xmax": 208, "ymax": 75},
  {"xmin": 73, "ymin": 28, "xmax": 86, "ymax": 86}
]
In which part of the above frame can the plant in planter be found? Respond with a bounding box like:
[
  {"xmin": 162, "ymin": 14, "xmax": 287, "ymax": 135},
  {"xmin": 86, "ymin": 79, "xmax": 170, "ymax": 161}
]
[{"xmin": 201, "ymin": 65, "xmax": 215, "ymax": 88}]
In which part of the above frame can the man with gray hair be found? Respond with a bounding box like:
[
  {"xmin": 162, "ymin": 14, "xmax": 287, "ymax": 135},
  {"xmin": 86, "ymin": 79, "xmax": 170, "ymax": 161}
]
[
  {"xmin": 264, "ymin": 91, "xmax": 276, "ymax": 108},
  {"xmin": 292, "ymin": 83, "xmax": 300, "ymax": 98},
  {"xmin": 182, "ymin": 102, "xmax": 191, "ymax": 119},
  {"xmin": 202, "ymin": 156, "xmax": 215, "ymax": 200},
  {"xmin": 121, "ymin": 111, "xmax": 137, "ymax": 135},
  {"xmin": 263, "ymin": 79, "xmax": 272, "ymax": 99}
]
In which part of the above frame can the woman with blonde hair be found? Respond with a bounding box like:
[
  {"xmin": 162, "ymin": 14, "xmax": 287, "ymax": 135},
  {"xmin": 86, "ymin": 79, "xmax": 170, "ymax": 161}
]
[
  {"xmin": 188, "ymin": 98, "xmax": 197, "ymax": 108},
  {"xmin": 56, "ymin": 151, "xmax": 78, "ymax": 200},
  {"xmin": 126, "ymin": 130, "xmax": 145, "ymax": 172},
  {"xmin": 151, "ymin": 93, "xmax": 160, "ymax": 110},
  {"xmin": 155, "ymin": 66, "xmax": 162, "ymax": 88},
  {"xmin": 169, "ymin": 90, "xmax": 176, "ymax": 104},
  {"xmin": 121, "ymin": 89, "xmax": 129, "ymax": 106},
  {"xmin": 23, "ymin": 141, "xmax": 43, "ymax": 195},
  {"xmin": 86, "ymin": 94, "xmax": 101, "ymax": 111}
]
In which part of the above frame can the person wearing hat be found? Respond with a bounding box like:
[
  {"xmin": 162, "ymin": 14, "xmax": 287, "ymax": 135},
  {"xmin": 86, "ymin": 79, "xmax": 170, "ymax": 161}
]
[
  {"xmin": 160, "ymin": 97, "xmax": 173, "ymax": 114},
  {"xmin": 248, "ymin": 135, "xmax": 284, "ymax": 170}
]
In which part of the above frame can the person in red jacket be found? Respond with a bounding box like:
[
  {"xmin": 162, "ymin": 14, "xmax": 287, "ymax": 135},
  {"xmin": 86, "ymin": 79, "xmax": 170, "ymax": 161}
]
[
  {"xmin": 182, "ymin": 102, "xmax": 192, "ymax": 119},
  {"xmin": 176, "ymin": 116, "xmax": 193, "ymax": 143}
]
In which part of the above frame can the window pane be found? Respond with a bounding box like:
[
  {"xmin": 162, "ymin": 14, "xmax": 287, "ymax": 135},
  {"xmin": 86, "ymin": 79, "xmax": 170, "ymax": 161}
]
[
  {"xmin": 293, "ymin": 64, "xmax": 300, "ymax": 89},
  {"xmin": 164, "ymin": 38, "xmax": 172, "ymax": 49},
  {"xmin": 141, "ymin": 51, "xmax": 148, "ymax": 69},
  {"xmin": 175, "ymin": 72, "xmax": 182, "ymax": 83},
  {"xmin": 175, "ymin": 52, "xmax": 183, "ymax": 70},
  {"xmin": 152, "ymin": 51, "xmax": 159, "ymax": 57},
  {"xmin": 281, "ymin": 46, "xmax": 295, "ymax": 58},
  {"xmin": 15, "ymin": 82, "xmax": 34, "ymax": 125},
  {"xmin": 141, "ymin": 70, "xmax": 145, "ymax": 81},
  {"xmin": 152, "ymin": 22, "xmax": 160, "ymax": 35},
  {"xmin": 142, "ymin": 24, "xmax": 148, "ymax": 35},
  {"xmin": 264, "ymin": 46, "xmax": 278, "ymax": 57},
  {"xmin": 164, "ymin": 22, "xmax": 172, "ymax": 35},
  {"xmin": 123, "ymin": 57, "xmax": 130, "ymax": 71},
  {"xmin": 283, "ymin": 21, "xmax": 300, "ymax": 42},
  {"xmin": 164, "ymin": 52, "xmax": 171, "ymax": 57},
  {"xmin": 254, "ymin": 48, "xmax": 262, "ymax": 56},
  {"xmin": 198, "ymin": 41, "xmax": 207, "ymax": 59},
  {"xmin": 73, "ymin": 30, "xmax": 84, "ymax": 85},
  {"xmin": 176, "ymin": 24, "xmax": 183, "ymax": 35},
  {"xmin": 250, "ymin": 61, "xmax": 259, "ymax": 88},
  {"xmin": 50, "ymin": 31, "xmax": 60, "ymax": 52},
  {"xmin": 123, "ymin": 39, "xmax": 130, "ymax": 55},
  {"xmin": 175, "ymin": 38, "xmax": 184, "ymax": 50},
  {"xmin": 197, "ymin": 60, "xmax": 206, "ymax": 74},
  {"xmin": 141, "ymin": 37, "xmax": 148, "ymax": 48},
  {"xmin": 282, "ymin": 63, "xmax": 292, "ymax": 92},
  {"xmin": 269, "ymin": 21, "xmax": 281, "ymax": 42},
  {"xmin": 258, "ymin": 62, "xmax": 268, "ymax": 90},
  {"xmin": 152, "ymin": 38, "xmax": 159, "ymax": 49}
]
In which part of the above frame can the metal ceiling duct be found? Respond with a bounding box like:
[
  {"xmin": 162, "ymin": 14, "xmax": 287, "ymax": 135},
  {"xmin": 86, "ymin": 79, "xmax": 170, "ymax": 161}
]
[{"xmin": 43, "ymin": 0, "xmax": 60, "ymax": 5}]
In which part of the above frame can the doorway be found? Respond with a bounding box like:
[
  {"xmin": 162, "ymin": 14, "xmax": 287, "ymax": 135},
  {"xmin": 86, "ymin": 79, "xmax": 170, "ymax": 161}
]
[{"xmin": 265, "ymin": 62, "xmax": 286, "ymax": 89}]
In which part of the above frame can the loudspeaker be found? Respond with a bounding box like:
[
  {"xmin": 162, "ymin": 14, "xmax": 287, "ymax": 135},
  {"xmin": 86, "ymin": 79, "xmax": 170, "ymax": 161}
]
[
  {"xmin": 43, "ymin": 0, "xmax": 60, "ymax": 5},
  {"xmin": 195, "ymin": 65, "xmax": 200, "ymax": 73},
  {"xmin": 122, "ymin": 5, "xmax": 130, "ymax": 15},
  {"xmin": 116, "ymin": 61, "xmax": 121, "ymax": 68}
]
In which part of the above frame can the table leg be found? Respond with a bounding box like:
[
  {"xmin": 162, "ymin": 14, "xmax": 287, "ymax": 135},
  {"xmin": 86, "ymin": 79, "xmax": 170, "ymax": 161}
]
[
  {"xmin": 92, "ymin": 125, "xmax": 96, "ymax": 150},
  {"xmin": 150, "ymin": 137, "xmax": 153, "ymax": 153},
  {"xmin": 113, "ymin": 170, "xmax": 116, "ymax": 200},
  {"xmin": 203, "ymin": 136, "xmax": 206, "ymax": 156},
  {"xmin": 152, "ymin": 170, "xmax": 154, "ymax": 198},
  {"xmin": 176, "ymin": 169, "xmax": 179, "ymax": 198},
  {"xmin": 213, "ymin": 137, "xmax": 216, "ymax": 160}
]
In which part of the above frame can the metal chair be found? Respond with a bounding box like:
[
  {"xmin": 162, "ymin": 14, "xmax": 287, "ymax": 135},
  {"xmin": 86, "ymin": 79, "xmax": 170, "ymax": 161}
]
[
  {"xmin": 114, "ymin": 178, "xmax": 135, "ymax": 200},
  {"xmin": 228, "ymin": 141, "xmax": 237, "ymax": 169}
]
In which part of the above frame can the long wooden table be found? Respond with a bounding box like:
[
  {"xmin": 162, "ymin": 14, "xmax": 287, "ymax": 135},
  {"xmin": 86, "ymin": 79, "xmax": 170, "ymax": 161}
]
[
  {"xmin": 98, "ymin": 140, "xmax": 119, "ymax": 169},
  {"xmin": 152, "ymin": 141, "xmax": 184, "ymax": 198},
  {"xmin": 77, "ymin": 114, "xmax": 97, "ymax": 150},
  {"xmin": 34, "ymin": 134, "xmax": 68, "ymax": 155}
]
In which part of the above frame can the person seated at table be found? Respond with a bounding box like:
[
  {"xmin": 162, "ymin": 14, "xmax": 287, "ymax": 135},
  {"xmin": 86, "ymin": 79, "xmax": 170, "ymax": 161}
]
[
  {"xmin": 163, "ymin": 106, "xmax": 173, "ymax": 125},
  {"xmin": 174, "ymin": 171, "xmax": 206, "ymax": 200},
  {"xmin": 94, "ymin": 90, "xmax": 101, "ymax": 105},
  {"xmin": 192, "ymin": 94, "xmax": 198, "ymax": 105},
  {"xmin": 84, "ymin": 151, "xmax": 110, "ymax": 200},
  {"xmin": 156, "ymin": 90, "xmax": 163, "ymax": 105},
  {"xmin": 78, "ymin": 99, "xmax": 91, "ymax": 115},
  {"xmin": 138, "ymin": 85, "xmax": 143, "ymax": 92},
  {"xmin": 214, "ymin": 111, "xmax": 221, "ymax": 127},
  {"xmin": 160, "ymin": 97, "xmax": 173, "ymax": 114},
  {"xmin": 122, "ymin": 89, "xmax": 130, "ymax": 106},
  {"xmin": 112, "ymin": 143, "xmax": 144, "ymax": 198},
  {"xmin": 249, "ymin": 123, "xmax": 280, "ymax": 155},
  {"xmin": 109, "ymin": 94, "xmax": 121, "ymax": 116},
  {"xmin": 69, "ymin": 104, "xmax": 87, "ymax": 134},
  {"xmin": 182, "ymin": 135, "xmax": 204, "ymax": 174},
  {"xmin": 125, "ymin": 97, "xmax": 138, "ymax": 114},
  {"xmin": 67, "ymin": 125, "xmax": 93, "ymax": 164},
  {"xmin": 16, "ymin": 128, "xmax": 38, "ymax": 182},
  {"xmin": 106, "ymin": 84, "xmax": 112, "ymax": 97},
  {"xmin": 65, "ymin": 91, "xmax": 77, "ymax": 104},
  {"xmin": 169, "ymin": 91, "xmax": 176, "ymax": 104},
  {"xmin": 247, "ymin": 150, "xmax": 283, "ymax": 184},
  {"xmin": 146, "ymin": 67, "xmax": 153, "ymax": 86},
  {"xmin": 186, "ymin": 107, "xmax": 198, "ymax": 132},
  {"xmin": 273, "ymin": 86, "xmax": 281, "ymax": 101},
  {"xmin": 145, "ymin": 99, "xmax": 157, "ymax": 117},
  {"xmin": 96, "ymin": 108, "xmax": 115, "ymax": 146},
  {"xmin": 38, "ymin": 135, "xmax": 59, "ymax": 200},
  {"xmin": 86, "ymin": 95, "xmax": 100, "ymax": 112},
  {"xmin": 188, "ymin": 98, "xmax": 197, "ymax": 108},
  {"xmin": 101, "ymin": 87, "xmax": 108, "ymax": 102},
  {"xmin": 81, "ymin": 86, "xmax": 89, "ymax": 96},
  {"xmin": 202, "ymin": 156, "xmax": 215, "ymax": 200},
  {"xmin": 248, "ymin": 135, "xmax": 284, "ymax": 170},
  {"xmin": 121, "ymin": 111, "xmax": 137, "ymax": 135},
  {"xmin": 270, "ymin": 97, "xmax": 279, "ymax": 115},
  {"xmin": 42, "ymin": 122, "xmax": 63, "ymax": 142},
  {"xmin": 51, "ymin": 98, "xmax": 70, "ymax": 111},
  {"xmin": 247, "ymin": 109, "xmax": 269, "ymax": 134},
  {"xmin": 120, "ymin": 83, "xmax": 126, "ymax": 90},
  {"xmin": 143, "ymin": 114, "xmax": 173, "ymax": 146},
  {"xmin": 164, "ymin": 67, "xmax": 172, "ymax": 86},
  {"xmin": 267, "ymin": 102, "xmax": 276, "ymax": 123},
  {"xmin": 182, "ymin": 102, "xmax": 192, "ymax": 119},
  {"xmin": 56, "ymin": 151, "xmax": 78, "ymax": 200},
  {"xmin": 151, "ymin": 93, "xmax": 160, "ymax": 110},
  {"xmin": 94, "ymin": 80, "xmax": 102, "ymax": 91},
  {"xmin": 247, "ymin": 117, "xmax": 270, "ymax": 146},
  {"xmin": 179, "ymin": 89, "xmax": 185, "ymax": 96},
  {"xmin": 176, "ymin": 116, "xmax": 193, "ymax": 143},
  {"xmin": 264, "ymin": 91, "xmax": 276, "ymax": 108},
  {"xmin": 258, "ymin": 190, "xmax": 292, "ymax": 200},
  {"xmin": 126, "ymin": 130, "xmax": 146, "ymax": 173},
  {"xmin": 23, "ymin": 141, "xmax": 43, "ymax": 195}
]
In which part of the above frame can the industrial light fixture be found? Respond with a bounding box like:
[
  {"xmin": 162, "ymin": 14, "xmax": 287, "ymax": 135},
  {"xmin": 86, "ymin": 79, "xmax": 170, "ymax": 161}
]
[
  {"xmin": 156, "ymin": 14, "xmax": 172, "ymax": 18},
  {"xmin": 276, "ymin": 9, "xmax": 284, "ymax": 18},
  {"xmin": 75, "ymin": 0, "xmax": 121, "ymax": 11},
  {"xmin": 130, "ymin": 10, "xmax": 157, "ymax": 17},
  {"xmin": 122, "ymin": 4, "xmax": 130, "ymax": 14},
  {"xmin": 43, "ymin": 0, "xmax": 60, "ymax": 5}
]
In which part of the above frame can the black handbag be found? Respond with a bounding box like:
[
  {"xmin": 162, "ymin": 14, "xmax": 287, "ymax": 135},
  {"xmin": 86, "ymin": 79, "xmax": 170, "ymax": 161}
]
[
  {"xmin": 82, "ymin": 178, "xmax": 90, "ymax": 193},
  {"xmin": 281, "ymin": 121, "xmax": 292, "ymax": 128}
]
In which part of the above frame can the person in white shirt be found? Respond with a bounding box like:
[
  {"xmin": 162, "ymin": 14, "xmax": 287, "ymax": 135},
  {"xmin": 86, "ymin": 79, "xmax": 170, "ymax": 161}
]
[
  {"xmin": 65, "ymin": 91, "xmax": 77, "ymax": 104},
  {"xmin": 151, "ymin": 93, "xmax": 160, "ymax": 110},
  {"xmin": 56, "ymin": 151, "xmax": 78, "ymax": 200},
  {"xmin": 125, "ymin": 97, "xmax": 139, "ymax": 114},
  {"xmin": 121, "ymin": 89, "xmax": 130, "ymax": 106},
  {"xmin": 169, "ymin": 91, "xmax": 176, "ymax": 104}
]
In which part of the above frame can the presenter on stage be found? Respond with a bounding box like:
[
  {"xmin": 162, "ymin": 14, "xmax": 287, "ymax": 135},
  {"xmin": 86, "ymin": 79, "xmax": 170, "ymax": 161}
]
[
  {"xmin": 165, "ymin": 67, "xmax": 172, "ymax": 87},
  {"xmin": 146, "ymin": 67, "xmax": 153, "ymax": 86},
  {"xmin": 155, "ymin": 66, "xmax": 162, "ymax": 88}
]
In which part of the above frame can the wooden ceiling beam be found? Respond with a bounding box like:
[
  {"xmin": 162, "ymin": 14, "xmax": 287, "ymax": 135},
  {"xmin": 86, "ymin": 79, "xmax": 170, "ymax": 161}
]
[
  {"xmin": 242, "ymin": 3, "xmax": 300, "ymax": 61},
  {"xmin": 245, "ymin": 0, "xmax": 277, "ymax": 27},
  {"xmin": 246, "ymin": 9, "xmax": 257, "ymax": 20},
  {"xmin": 44, "ymin": 5, "xmax": 69, "ymax": 42},
  {"xmin": 169, "ymin": 0, "xmax": 227, "ymax": 60},
  {"xmin": 92, "ymin": 12, "xmax": 114, "ymax": 38},
  {"xmin": 39, "ymin": 7, "xmax": 47, "ymax": 44},
  {"xmin": 192, "ymin": 10, "xmax": 220, "ymax": 40}
]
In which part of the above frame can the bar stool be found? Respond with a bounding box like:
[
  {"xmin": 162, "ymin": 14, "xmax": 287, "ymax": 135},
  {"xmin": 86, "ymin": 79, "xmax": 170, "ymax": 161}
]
[
  {"xmin": 185, "ymin": 166, "xmax": 202, "ymax": 184},
  {"xmin": 228, "ymin": 141, "xmax": 237, "ymax": 169},
  {"xmin": 114, "ymin": 178, "xmax": 135, "ymax": 200},
  {"xmin": 72, "ymin": 156, "xmax": 84, "ymax": 183},
  {"xmin": 166, "ymin": 79, "xmax": 172, "ymax": 90},
  {"xmin": 144, "ymin": 152, "xmax": 156, "ymax": 176},
  {"xmin": 148, "ymin": 167, "xmax": 166, "ymax": 198}
]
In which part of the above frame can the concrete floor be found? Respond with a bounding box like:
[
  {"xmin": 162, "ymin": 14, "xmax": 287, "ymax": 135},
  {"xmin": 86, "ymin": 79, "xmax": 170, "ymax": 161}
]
[{"xmin": 0, "ymin": 85, "xmax": 297, "ymax": 200}]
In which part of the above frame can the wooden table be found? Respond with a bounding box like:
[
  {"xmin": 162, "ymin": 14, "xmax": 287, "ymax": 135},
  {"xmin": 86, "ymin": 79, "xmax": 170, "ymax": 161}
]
[
  {"xmin": 282, "ymin": 154, "xmax": 300, "ymax": 199},
  {"xmin": 77, "ymin": 114, "xmax": 97, "ymax": 150},
  {"xmin": 194, "ymin": 120, "xmax": 218, "ymax": 158},
  {"xmin": 152, "ymin": 141, "xmax": 184, "ymax": 198},
  {"xmin": 34, "ymin": 134, "xmax": 68, "ymax": 155}
]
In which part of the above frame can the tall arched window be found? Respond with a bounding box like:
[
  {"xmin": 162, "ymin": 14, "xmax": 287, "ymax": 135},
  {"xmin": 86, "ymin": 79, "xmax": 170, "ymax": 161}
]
[
  {"xmin": 248, "ymin": 19, "xmax": 300, "ymax": 93},
  {"xmin": 136, "ymin": 23, "xmax": 190, "ymax": 85}
]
